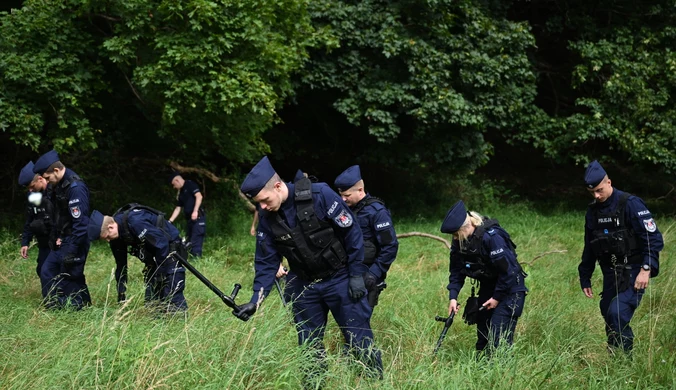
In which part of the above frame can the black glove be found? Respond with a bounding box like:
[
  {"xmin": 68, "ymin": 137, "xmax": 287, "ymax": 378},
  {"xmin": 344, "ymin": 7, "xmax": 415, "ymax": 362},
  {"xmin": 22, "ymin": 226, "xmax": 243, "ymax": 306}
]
[
  {"xmin": 348, "ymin": 275, "xmax": 367, "ymax": 300},
  {"xmin": 63, "ymin": 255, "xmax": 76, "ymax": 269},
  {"xmin": 232, "ymin": 302, "xmax": 257, "ymax": 322},
  {"xmin": 363, "ymin": 272, "xmax": 377, "ymax": 291}
]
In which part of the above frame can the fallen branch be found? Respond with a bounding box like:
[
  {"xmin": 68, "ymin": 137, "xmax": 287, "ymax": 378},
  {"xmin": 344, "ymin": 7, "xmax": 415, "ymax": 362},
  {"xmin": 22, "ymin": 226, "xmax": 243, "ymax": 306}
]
[
  {"xmin": 523, "ymin": 249, "xmax": 568, "ymax": 267},
  {"xmin": 397, "ymin": 232, "xmax": 451, "ymax": 250},
  {"xmin": 169, "ymin": 161, "xmax": 255, "ymax": 212}
]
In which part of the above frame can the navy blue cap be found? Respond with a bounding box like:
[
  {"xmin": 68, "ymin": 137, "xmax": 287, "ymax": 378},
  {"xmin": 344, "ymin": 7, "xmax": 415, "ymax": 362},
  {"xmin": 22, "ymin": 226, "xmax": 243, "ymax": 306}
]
[
  {"xmin": 241, "ymin": 156, "xmax": 276, "ymax": 198},
  {"xmin": 88, "ymin": 210, "xmax": 105, "ymax": 242},
  {"xmin": 294, "ymin": 169, "xmax": 306, "ymax": 182},
  {"xmin": 584, "ymin": 160, "xmax": 607, "ymax": 188},
  {"xmin": 440, "ymin": 200, "xmax": 468, "ymax": 234},
  {"xmin": 33, "ymin": 150, "xmax": 60, "ymax": 175},
  {"xmin": 334, "ymin": 165, "xmax": 362, "ymax": 192},
  {"xmin": 19, "ymin": 161, "xmax": 36, "ymax": 187},
  {"xmin": 169, "ymin": 171, "xmax": 181, "ymax": 183}
]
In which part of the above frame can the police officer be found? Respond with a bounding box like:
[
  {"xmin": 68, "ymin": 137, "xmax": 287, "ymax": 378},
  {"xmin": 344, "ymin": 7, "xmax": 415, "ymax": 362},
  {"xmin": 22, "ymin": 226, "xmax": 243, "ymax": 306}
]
[
  {"xmin": 579, "ymin": 161, "xmax": 663, "ymax": 354},
  {"xmin": 168, "ymin": 173, "xmax": 206, "ymax": 257},
  {"xmin": 441, "ymin": 200, "xmax": 527, "ymax": 356},
  {"xmin": 334, "ymin": 165, "xmax": 398, "ymax": 308},
  {"xmin": 18, "ymin": 161, "xmax": 54, "ymax": 296},
  {"xmin": 233, "ymin": 156, "xmax": 383, "ymax": 383},
  {"xmin": 33, "ymin": 150, "xmax": 91, "ymax": 309},
  {"xmin": 88, "ymin": 206, "xmax": 188, "ymax": 313}
]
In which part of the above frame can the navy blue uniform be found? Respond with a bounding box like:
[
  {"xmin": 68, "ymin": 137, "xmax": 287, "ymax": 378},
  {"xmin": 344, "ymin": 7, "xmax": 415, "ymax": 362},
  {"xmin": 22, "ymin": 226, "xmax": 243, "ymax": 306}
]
[
  {"xmin": 177, "ymin": 180, "xmax": 205, "ymax": 256},
  {"xmin": 579, "ymin": 188, "xmax": 663, "ymax": 352},
  {"xmin": 352, "ymin": 195, "xmax": 398, "ymax": 307},
  {"xmin": 254, "ymin": 182, "xmax": 382, "ymax": 376},
  {"xmin": 41, "ymin": 169, "xmax": 91, "ymax": 309},
  {"xmin": 447, "ymin": 222, "xmax": 527, "ymax": 353},
  {"xmin": 110, "ymin": 209, "xmax": 187, "ymax": 311},
  {"xmin": 21, "ymin": 186, "xmax": 54, "ymax": 296}
]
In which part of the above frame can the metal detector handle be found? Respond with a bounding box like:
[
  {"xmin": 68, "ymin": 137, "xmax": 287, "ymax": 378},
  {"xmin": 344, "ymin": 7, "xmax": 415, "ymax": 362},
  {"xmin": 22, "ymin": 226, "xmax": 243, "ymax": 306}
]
[
  {"xmin": 230, "ymin": 284, "xmax": 241, "ymax": 300},
  {"xmin": 433, "ymin": 311, "xmax": 455, "ymax": 355}
]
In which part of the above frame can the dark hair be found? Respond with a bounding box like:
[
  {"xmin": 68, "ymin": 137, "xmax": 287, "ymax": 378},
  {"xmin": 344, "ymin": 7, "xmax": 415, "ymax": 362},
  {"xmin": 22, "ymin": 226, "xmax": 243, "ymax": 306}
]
[{"xmin": 45, "ymin": 161, "xmax": 64, "ymax": 173}]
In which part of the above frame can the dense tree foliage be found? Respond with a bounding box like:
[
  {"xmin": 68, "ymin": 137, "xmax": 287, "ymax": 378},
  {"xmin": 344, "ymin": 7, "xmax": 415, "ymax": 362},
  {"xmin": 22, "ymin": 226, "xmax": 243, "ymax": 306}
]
[{"xmin": 0, "ymin": 0, "xmax": 312, "ymax": 163}]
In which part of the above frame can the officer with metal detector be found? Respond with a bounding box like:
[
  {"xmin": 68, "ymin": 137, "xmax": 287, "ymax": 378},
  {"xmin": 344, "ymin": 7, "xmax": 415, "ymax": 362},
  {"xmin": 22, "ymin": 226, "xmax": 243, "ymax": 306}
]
[
  {"xmin": 439, "ymin": 200, "xmax": 527, "ymax": 357},
  {"xmin": 88, "ymin": 204, "xmax": 242, "ymax": 313},
  {"xmin": 234, "ymin": 156, "xmax": 383, "ymax": 385}
]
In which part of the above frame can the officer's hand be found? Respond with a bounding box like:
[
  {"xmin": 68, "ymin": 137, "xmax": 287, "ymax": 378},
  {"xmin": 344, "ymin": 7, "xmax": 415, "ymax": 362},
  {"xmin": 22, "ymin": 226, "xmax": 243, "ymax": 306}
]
[
  {"xmin": 363, "ymin": 272, "xmax": 377, "ymax": 291},
  {"xmin": 250, "ymin": 226, "xmax": 257, "ymax": 236},
  {"xmin": 449, "ymin": 299, "xmax": 459, "ymax": 315},
  {"xmin": 56, "ymin": 238, "xmax": 62, "ymax": 247},
  {"xmin": 582, "ymin": 287, "xmax": 593, "ymax": 298},
  {"xmin": 482, "ymin": 298, "xmax": 499, "ymax": 310},
  {"xmin": 232, "ymin": 302, "xmax": 257, "ymax": 321},
  {"xmin": 634, "ymin": 269, "xmax": 650, "ymax": 290},
  {"xmin": 20, "ymin": 246, "xmax": 29, "ymax": 259},
  {"xmin": 348, "ymin": 275, "xmax": 367, "ymax": 300},
  {"xmin": 191, "ymin": 211, "xmax": 198, "ymax": 221},
  {"xmin": 276, "ymin": 264, "xmax": 288, "ymax": 279}
]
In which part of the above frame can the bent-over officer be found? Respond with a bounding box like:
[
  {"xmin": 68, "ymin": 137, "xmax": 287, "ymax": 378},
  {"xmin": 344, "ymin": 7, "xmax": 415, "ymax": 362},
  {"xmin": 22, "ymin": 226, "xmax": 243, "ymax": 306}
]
[
  {"xmin": 88, "ymin": 205, "xmax": 188, "ymax": 313},
  {"xmin": 441, "ymin": 200, "xmax": 527, "ymax": 357}
]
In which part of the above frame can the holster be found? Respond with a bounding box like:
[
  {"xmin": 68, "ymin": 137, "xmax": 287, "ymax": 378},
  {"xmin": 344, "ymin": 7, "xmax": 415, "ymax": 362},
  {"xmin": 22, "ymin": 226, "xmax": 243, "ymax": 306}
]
[
  {"xmin": 367, "ymin": 281, "xmax": 386, "ymax": 308},
  {"xmin": 612, "ymin": 264, "xmax": 632, "ymax": 293}
]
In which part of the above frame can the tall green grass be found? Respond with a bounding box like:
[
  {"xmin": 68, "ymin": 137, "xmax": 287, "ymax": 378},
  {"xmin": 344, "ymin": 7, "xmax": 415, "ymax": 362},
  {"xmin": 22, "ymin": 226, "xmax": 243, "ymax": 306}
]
[{"xmin": 0, "ymin": 204, "xmax": 674, "ymax": 389}]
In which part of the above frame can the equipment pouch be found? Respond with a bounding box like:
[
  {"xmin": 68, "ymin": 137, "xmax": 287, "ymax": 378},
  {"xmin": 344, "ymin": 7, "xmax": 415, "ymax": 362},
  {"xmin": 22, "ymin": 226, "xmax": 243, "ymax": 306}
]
[
  {"xmin": 615, "ymin": 264, "xmax": 632, "ymax": 292},
  {"xmin": 462, "ymin": 287, "xmax": 479, "ymax": 325},
  {"xmin": 29, "ymin": 219, "xmax": 47, "ymax": 235}
]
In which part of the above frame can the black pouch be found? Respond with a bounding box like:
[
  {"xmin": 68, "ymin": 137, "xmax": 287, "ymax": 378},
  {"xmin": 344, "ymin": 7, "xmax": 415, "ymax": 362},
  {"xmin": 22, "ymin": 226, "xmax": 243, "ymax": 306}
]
[
  {"xmin": 615, "ymin": 264, "xmax": 632, "ymax": 292},
  {"xmin": 462, "ymin": 287, "xmax": 480, "ymax": 325}
]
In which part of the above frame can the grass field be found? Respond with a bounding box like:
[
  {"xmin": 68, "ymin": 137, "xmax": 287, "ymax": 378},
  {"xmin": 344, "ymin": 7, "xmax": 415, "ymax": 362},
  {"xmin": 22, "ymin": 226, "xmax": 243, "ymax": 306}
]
[{"xmin": 0, "ymin": 203, "xmax": 674, "ymax": 389}]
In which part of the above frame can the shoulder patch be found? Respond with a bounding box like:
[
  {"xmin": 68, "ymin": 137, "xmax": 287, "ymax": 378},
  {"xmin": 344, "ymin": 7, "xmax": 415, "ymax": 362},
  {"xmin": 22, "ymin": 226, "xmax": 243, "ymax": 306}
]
[
  {"xmin": 327, "ymin": 201, "xmax": 339, "ymax": 216},
  {"xmin": 643, "ymin": 218, "xmax": 657, "ymax": 233},
  {"xmin": 637, "ymin": 210, "xmax": 650, "ymax": 217},
  {"xmin": 70, "ymin": 206, "xmax": 81, "ymax": 218},
  {"xmin": 490, "ymin": 248, "xmax": 504, "ymax": 256},
  {"xmin": 334, "ymin": 209, "xmax": 353, "ymax": 227},
  {"xmin": 375, "ymin": 221, "xmax": 391, "ymax": 230}
]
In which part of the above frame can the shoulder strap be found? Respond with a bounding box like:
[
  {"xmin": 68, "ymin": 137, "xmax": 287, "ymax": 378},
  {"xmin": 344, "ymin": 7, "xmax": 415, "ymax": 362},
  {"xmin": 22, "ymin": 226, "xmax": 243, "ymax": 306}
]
[
  {"xmin": 354, "ymin": 196, "xmax": 385, "ymax": 214},
  {"xmin": 116, "ymin": 203, "xmax": 170, "ymax": 243}
]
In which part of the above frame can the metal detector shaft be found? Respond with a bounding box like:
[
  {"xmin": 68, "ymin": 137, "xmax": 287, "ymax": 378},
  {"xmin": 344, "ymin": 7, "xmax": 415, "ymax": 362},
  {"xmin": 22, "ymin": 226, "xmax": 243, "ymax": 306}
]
[
  {"xmin": 274, "ymin": 278, "xmax": 287, "ymax": 306},
  {"xmin": 433, "ymin": 311, "xmax": 456, "ymax": 355},
  {"xmin": 171, "ymin": 251, "xmax": 241, "ymax": 310}
]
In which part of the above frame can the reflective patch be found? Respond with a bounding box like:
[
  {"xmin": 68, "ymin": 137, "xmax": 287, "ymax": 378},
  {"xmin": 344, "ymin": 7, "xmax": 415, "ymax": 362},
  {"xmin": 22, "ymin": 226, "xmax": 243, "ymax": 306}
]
[
  {"xmin": 334, "ymin": 210, "xmax": 353, "ymax": 227},
  {"xmin": 487, "ymin": 228, "xmax": 496, "ymax": 235},
  {"xmin": 68, "ymin": 198, "xmax": 80, "ymax": 205},
  {"xmin": 257, "ymin": 231, "xmax": 266, "ymax": 239},
  {"xmin": 376, "ymin": 221, "xmax": 390, "ymax": 230},
  {"xmin": 643, "ymin": 218, "xmax": 657, "ymax": 232},
  {"xmin": 637, "ymin": 210, "xmax": 650, "ymax": 216},
  {"xmin": 490, "ymin": 248, "xmax": 504, "ymax": 256},
  {"xmin": 327, "ymin": 201, "xmax": 339, "ymax": 216},
  {"xmin": 70, "ymin": 206, "xmax": 81, "ymax": 218},
  {"xmin": 137, "ymin": 229, "xmax": 147, "ymax": 239}
]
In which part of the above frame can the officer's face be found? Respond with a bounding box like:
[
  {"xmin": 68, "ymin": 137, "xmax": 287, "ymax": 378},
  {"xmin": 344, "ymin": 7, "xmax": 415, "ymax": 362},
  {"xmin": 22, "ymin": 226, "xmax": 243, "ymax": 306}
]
[
  {"xmin": 171, "ymin": 176, "xmax": 184, "ymax": 190},
  {"xmin": 340, "ymin": 188, "xmax": 362, "ymax": 207},
  {"xmin": 587, "ymin": 178, "xmax": 612, "ymax": 203},
  {"xmin": 101, "ymin": 222, "xmax": 120, "ymax": 242},
  {"xmin": 27, "ymin": 176, "xmax": 47, "ymax": 192},
  {"xmin": 255, "ymin": 185, "xmax": 284, "ymax": 212},
  {"xmin": 42, "ymin": 169, "xmax": 60, "ymax": 185}
]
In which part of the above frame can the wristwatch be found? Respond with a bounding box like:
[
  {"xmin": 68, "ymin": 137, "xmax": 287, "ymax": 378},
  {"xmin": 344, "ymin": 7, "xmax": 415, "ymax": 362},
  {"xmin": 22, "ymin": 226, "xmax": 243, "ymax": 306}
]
[{"xmin": 641, "ymin": 264, "xmax": 651, "ymax": 272}]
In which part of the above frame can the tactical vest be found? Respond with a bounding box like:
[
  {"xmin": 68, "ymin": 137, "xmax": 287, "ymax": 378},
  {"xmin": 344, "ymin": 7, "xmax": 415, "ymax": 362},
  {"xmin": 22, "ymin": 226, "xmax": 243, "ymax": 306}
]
[
  {"xmin": 353, "ymin": 196, "xmax": 386, "ymax": 265},
  {"xmin": 114, "ymin": 203, "xmax": 172, "ymax": 261},
  {"xmin": 458, "ymin": 219, "xmax": 517, "ymax": 281},
  {"xmin": 55, "ymin": 174, "xmax": 83, "ymax": 238},
  {"xmin": 27, "ymin": 188, "xmax": 54, "ymax": 245},
  {"xmin": 589, "ymin": 193, "xmax": 640, "ymax": 266},
  {"xmin": 267, "ymin": 178, "xmax": 348, "ymax": 281}
]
